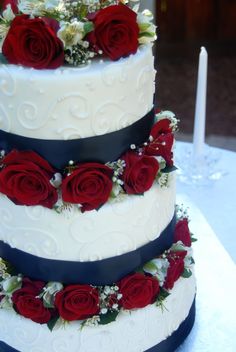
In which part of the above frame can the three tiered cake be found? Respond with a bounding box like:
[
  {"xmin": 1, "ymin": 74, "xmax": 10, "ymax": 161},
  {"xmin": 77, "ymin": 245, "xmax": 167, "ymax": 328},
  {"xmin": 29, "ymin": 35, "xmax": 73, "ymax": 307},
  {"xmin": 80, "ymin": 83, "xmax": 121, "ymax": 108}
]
[{"xmin": 0, "ymin": 1, "xmax": 196, "ymax": 351}]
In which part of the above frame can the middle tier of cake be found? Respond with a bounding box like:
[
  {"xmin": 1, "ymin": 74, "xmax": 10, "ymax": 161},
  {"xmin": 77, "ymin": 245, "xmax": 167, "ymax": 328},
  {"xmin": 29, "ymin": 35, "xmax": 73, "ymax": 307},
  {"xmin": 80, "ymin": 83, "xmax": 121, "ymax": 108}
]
[{"xmin": 0, "ymin": 174, "xmax": 175, "ymax": 263}]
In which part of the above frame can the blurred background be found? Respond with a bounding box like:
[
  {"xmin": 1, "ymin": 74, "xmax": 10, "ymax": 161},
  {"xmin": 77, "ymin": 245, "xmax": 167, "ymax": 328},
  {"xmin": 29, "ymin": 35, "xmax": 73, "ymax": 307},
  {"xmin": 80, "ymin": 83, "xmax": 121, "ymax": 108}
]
[{"xmin": 141, "ymin": 0, "xmax": 236, "ymax": 151}]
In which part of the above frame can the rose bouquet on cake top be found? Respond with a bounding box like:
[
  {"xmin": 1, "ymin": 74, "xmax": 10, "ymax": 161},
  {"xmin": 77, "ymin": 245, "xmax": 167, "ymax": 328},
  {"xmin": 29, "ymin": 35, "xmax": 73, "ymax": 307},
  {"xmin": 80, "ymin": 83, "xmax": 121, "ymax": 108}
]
[{"xmin": 0, "ymin": 0, "xmax": 156, "ymax": 69}]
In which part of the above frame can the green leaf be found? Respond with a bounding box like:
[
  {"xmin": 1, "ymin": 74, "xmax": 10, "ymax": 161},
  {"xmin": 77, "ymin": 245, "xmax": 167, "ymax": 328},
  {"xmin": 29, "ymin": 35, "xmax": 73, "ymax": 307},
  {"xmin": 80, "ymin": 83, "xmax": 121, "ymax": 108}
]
[
  {"xmin": 98, "ymin": 310, "xmax": 119, "ymax": 325},
  {"xmin": 0, "ymin": 53, "xmax": 7, "ymax": 64},
  {"xmin": 156, "ymin": 288, "xmax": 170, "ymax": 310},
  {"xmin": 78, "ymin": 4, "xmax": 88, "ymax": 19},
  {"xmin": 143, "ymin": 261, "xmax": 158, "ymax": 275},
  {"xmin": 162, "ymin": 165, "xmax": 178, "ymax": 173},
  {"xmin": 181, "ymin": 268, "xmax": 192, "ymax": 278},
  {"xmin": 135, "ymin": 266, "xmax": 144, "ymax": 274},
  {"xmin": 158, "ymin": 288, "xmax": 170, "ymax": 301},
  {"xmin": 191, "ymin": 234, "xmax": 197, "ymax": 243},
  {"xmin": 43, "ymin": 301, "xmax": 55, "ymax": 309},
  {"xmin": 47, "ymin": 315, "xmax": 60, "ymax": 331},
  {"xmin": 171, "ymin": 243, "xmax": 186, "ymax": 252},
  {"xmin": 83, "ymin": 21, "xmax": 94, "ymax": 35},
  {"xmin": 139, "ymin": 31, "xmax": 156, "ymax": 38},
  {"xmin": 139, "ymin": 23, "xmax": 151, "ymax": 32}
]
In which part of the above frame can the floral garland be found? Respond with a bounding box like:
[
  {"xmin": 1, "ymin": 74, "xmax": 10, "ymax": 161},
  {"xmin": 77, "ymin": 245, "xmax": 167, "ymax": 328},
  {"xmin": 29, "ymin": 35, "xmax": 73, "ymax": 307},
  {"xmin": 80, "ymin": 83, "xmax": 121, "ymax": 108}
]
[
  {"xmin": 0, "ymin": 215, "xmax": 196, "ymax": 330},
  {"xmin": 0, "ymin": 0, "xmax": 156, "ymax": 68},
  {"xmin": 0, "ymin": 111, "xmax": 178, "ymax": 213}
]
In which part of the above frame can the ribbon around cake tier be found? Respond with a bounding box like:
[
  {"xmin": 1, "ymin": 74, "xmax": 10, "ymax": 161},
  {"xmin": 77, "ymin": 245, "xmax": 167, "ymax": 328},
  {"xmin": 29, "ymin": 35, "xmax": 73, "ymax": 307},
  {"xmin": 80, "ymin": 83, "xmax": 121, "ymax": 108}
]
[
  {"xmin": 0, "ymin": 215, "xmax": 176, "ymax": 286},
  {"xmin": 0, "ymin": 108, "xmax": 155, "ymax": 169}
]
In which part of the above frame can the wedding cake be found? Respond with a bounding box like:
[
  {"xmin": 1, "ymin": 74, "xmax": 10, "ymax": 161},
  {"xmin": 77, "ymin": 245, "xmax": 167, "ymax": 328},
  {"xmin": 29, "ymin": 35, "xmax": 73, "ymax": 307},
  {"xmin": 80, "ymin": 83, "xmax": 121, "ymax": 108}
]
[{"xmin": 0, "ymin": 1, "xmax": 196, "ymax": 351}]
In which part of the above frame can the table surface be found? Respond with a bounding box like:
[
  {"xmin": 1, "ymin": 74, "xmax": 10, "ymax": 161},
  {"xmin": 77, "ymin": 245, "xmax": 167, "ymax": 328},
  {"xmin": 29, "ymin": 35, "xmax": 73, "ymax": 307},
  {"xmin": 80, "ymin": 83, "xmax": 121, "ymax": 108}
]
[
  {"xmin": 175, "ymin": 195, "xmax": 236, "ymax": 352},
  {"xmin": 175, "ymin": 141, "xmax": 236, "ymax": 263}
]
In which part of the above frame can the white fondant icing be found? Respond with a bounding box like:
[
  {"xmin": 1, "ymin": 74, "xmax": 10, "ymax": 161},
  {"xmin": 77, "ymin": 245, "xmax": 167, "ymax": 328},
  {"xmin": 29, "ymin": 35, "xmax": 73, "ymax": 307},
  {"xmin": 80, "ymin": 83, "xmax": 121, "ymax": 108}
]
[
  {"xmin": 0, "ymin": 46, "xmax": 155, "ymax": 140},
  {"xmin": 0, "ymin": 275, "xmax": 196, "ymax": 352},
  {"xmin": 0, "ymin": 175, "xmax": 175, "ymax": 261}
]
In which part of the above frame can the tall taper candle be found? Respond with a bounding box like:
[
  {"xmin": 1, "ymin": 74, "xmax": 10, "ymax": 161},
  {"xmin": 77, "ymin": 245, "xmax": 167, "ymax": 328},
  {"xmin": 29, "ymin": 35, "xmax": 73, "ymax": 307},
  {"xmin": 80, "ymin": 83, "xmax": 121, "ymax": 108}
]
[{"xmin": 193, "ymin": 46, "xmax": 208, "ymax": 158}]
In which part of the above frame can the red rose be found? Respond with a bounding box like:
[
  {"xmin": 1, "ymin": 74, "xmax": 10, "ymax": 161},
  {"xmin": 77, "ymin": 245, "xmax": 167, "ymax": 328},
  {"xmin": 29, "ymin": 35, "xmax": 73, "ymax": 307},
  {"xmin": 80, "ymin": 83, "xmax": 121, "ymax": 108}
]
[
  {"xmin": 174, "ymin": 219, "xmax": 192, "ymax": 247},
  {"xmin": 118, "ymin": 273, "xmax": 160, "ymax": 309},
  {"xmin": 164, "ymin": 251, "xmax": 187, "ymax": 290},
  {"xmin": 12, "ymin": 278, "xmax": 51, "ymax": 324},
  {"xmin": 87, "ymin": 4, "xmax": 139, "ymax": 60},
  {"xmin": 61, "ymin": 163, "xmax": 113, "ymax": 212},
  {"xmin": 2, "ymin": 15, "xmax": 64, "ymax": 69},
  {"xmin": 121, "ymin": 151, "xmax": 159, "ymax": 194},
  {"xmin": 0, "ymin": 150, "xmax": 58, "ymax": 208},
  {"xmin": 54, "ymin": 284, "xmax": 100, "ymax": 321},
  {"xmin": 1, "ymin": 0, "xmax": 18, "ymax": 13},
  {"xmin": 145, "ymin": 119, "xmax": 174, "ymax": 166}
]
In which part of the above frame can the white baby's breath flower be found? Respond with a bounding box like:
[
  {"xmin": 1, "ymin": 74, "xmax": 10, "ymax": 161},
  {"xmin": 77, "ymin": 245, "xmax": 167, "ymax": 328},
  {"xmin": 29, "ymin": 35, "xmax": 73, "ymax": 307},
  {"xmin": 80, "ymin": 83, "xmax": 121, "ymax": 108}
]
[
  {"xmin": 57, "ymin": 20, "xmax": 85, "ymax": 48},
  {"xmin": 50, "ymin": 172, "xmax": 62, "ymax": 188},
  {"xmin": 82, "ymin": 0, "xmax": 100, "ymax": 5},
  {"xmin": 156, "ymin": 110, "xmax": 176, "ymax": 120}
]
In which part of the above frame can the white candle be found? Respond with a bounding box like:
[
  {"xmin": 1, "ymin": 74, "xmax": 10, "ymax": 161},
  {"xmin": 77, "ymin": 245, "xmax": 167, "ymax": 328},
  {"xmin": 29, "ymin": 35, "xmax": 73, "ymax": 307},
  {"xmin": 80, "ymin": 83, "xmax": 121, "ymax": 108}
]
[{"xmin": 193, "ymin": 46, "xmax": 208, "ymax": 158}]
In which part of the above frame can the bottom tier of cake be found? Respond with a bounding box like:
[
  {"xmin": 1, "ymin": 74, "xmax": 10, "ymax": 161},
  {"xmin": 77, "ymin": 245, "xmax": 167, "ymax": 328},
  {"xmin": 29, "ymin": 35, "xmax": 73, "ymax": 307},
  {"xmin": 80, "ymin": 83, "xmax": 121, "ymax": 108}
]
[{"xmin": 0, "ymin": 274, "xmax": 196, "ymax": 352}]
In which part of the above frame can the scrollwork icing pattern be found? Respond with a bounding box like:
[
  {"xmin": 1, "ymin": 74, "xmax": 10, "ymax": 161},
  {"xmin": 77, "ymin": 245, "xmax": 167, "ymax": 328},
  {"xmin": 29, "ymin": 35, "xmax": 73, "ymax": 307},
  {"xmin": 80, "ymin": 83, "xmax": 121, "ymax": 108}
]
[
  {"xmin": 0, "ymin": 46, "xmax": 154, "ymax": 140},
  {"xmin": 0, "ymin": 180, "xmax": 175, "ymax": 262},
  {"xmin": 0, "ymin": 65, "xmax": 16, "ymax": 97}
]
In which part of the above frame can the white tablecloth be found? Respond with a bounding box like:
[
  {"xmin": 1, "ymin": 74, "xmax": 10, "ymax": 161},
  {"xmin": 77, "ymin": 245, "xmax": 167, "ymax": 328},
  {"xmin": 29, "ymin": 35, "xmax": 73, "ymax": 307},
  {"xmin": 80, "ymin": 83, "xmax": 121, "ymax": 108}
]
[
  {"xmin": 175, "ymin": 142, "xmax": 236, "ymax": 263},
  {"xmin": 176, "ymin": 195, "xmax": 236, "ymax": 352}
]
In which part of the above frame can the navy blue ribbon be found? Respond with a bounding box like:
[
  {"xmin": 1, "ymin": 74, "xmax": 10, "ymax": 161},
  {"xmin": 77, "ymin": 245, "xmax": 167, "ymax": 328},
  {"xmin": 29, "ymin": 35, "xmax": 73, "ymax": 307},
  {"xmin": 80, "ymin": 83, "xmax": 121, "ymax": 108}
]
[
  {"xmin": 0, "ymin": 297, "xmax": 195, "ymax": 352},
  {"xmin": 0, "ymin": 108, "xmax": 154, "ymax": 169},
  {"xmin": 0, "ymin": 215, "xmax": 175, "ymax": 286}
]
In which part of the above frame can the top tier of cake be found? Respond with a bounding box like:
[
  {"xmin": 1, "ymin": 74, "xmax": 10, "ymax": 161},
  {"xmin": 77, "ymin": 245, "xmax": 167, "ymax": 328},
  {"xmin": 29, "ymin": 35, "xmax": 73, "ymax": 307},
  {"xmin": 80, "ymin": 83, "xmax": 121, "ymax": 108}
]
[{"xmin": 0, "ymin": 45, "xmax": 155, "ymax": 140}]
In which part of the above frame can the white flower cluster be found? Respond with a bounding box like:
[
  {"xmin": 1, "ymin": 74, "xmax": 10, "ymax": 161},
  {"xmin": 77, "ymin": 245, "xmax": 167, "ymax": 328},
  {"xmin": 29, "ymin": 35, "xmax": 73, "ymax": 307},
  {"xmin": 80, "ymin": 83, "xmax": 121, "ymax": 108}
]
[
  {"xmin": 137, "ymin": 9, "xmax": 157, "ymax": 45},
  {"xmin": 0, "ymin": 258, "xmax": 10, "ymax": 280},
  {"xmin": 143, "ymin": 254, "xmax": 169, "ymax": 287},
  {"xmin": 17, "ymin": 0, "xmax": 63, "ymax": 16},
  {"xmin": 175, "ymin": 204, "xmax": 190, "ymax": 221},
  {"xmin": 40, "ymin": 281, "xmax": 64, "ymax": 307},
  {"xmin": 0, "ymin": 271, "xmax": 22, "ymax": 309},
  {"xmin": 143, "ymin": 239, "xmax": 194, "ymax": 288},
  {"xmin": 156, "ymin": 111, "xmax": 179, "ymax": 132},
  {"xmin": 99, "ymin": 285, "xmax": 122, "ymax": 315},
  {"xmin": 143, "ymin": 256, "xmax": 169, "ymax": 287},
  {"xmin": 0, "ymin": 5, "xmax": 15, "ymax": 50},
  {"xmin": 107, "ymin": 159, "xmax": 126, "ymax": 198}
]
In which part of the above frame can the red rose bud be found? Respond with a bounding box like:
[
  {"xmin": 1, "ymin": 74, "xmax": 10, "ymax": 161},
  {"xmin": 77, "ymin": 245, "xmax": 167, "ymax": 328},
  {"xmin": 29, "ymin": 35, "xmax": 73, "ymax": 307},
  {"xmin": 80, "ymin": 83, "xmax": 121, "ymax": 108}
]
[
  {"xmin": 87, "ymin": 4, "xmax": 139, "ymax": 61},
  {"xmin": 145, "ymin": 119, "xmax": 174, "ymax": 166},
  {"xmin": 164, "ymin": 251, "xmax": 187, "ymax": 290},
  {"xmin": 13, "ymin": 294, "xmax": 51, "ymax": 324},
  {"xmin": 118, "ymin": 273, "xmax": 160, "ymax": 309},
  {"xmin": 61, "ymin": 163, "xmax": 113, "ymax": 212},
  {"xmin": 1, "ymin": 0, "xmax": 18, "ymax": 13},
  {"xmin": 2, "ymin": 15, "xmax": 64, "ymax": 69},
  {"xmin": 121, "ymin": 151, "xmax": 159, "ymax": 195},
  {"xmin": 54, "ymin": 285, "xmax": 100, "ymax": 321},
  {"xmin": 12, "ymin": 279, "xmax": 51, "ymax": 324},
  {"xmin": 0, "ymin": 150, "xmax": 58, "ymax": 208},
  {"xmin": 174, "ymin": 219, "xmax": 192, "ymax": 247}
]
